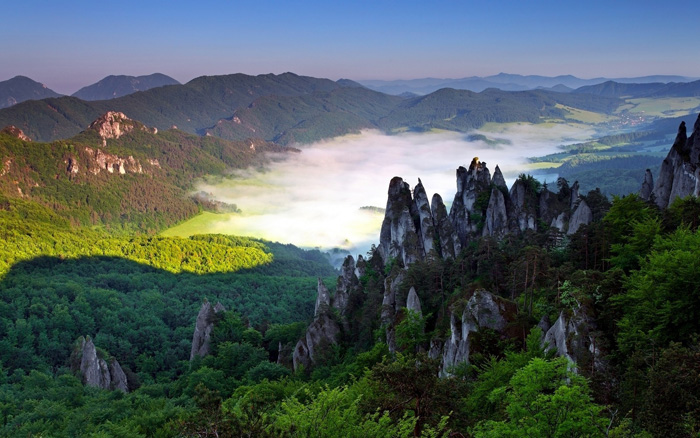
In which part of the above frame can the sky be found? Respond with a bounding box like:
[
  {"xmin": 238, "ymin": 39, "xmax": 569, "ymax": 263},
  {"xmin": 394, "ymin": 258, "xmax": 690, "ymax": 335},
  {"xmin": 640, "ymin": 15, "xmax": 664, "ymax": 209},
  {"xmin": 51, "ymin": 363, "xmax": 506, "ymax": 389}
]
[{"xmin": 2, "ymin": 0, "xmax": 698, "ymax": 94}]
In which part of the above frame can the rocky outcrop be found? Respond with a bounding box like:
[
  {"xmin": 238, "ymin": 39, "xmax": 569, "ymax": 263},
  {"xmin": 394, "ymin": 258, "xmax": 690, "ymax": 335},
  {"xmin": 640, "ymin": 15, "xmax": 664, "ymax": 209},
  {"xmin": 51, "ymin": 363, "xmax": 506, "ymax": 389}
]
[
  {"xmin": 332, "ymin": 256, "xmax": 357, "ymax": 315},
  {"xmin": 1, "ymin": 125, "xmax": 31, "ymax": 141},
  {"xmin": 293, "ymin": 280, "xmax": 342, "ymax": 371},
  {"xmin": 431, "ymin": 194, "xmax": 461, "ymax": 259},
  {"xmin": 190, "ymin": 300, "xmax": 226, "ymax": 360},
  {"xmin": 440, "ymin": 290, "xmax": 516, "ymax": 376},
  {"xmin": 567, "ymin": 199, "xmax": 593, "ymax": 235},
  {"xmin": 315, "ymin": 278, "xmax": 331, "ymax": 317},
  {"xmin": 76, "ymin": 336, "xmax": 128, "ymax": 392},
  {"xmin": 406, "ymin": 286, "xmax": 422, "ymax": 317},
  {"xmin": 492, "ymin": 165, "xmax": 507, "ymax": 189},
  {"xmin": 381, "ymin": 270, "xmax": 408, "ymax": 353},
  {"xmin": 378, "ymin": 177, "xmax": 423, "ymax": 267},
  {"xmin": 543, "ymin": 308, "xmax": 601, "ymax": 370},
  {"xmin": 483, "ymin": 187, "xmax": 508, "ymax": 237},
  {"xmin": 508, "ymin": 179, "xmax": 538, "ymax": 232},
  {"xmin": 83, "ymin": 147, "xmax": 144, "ymax": 175},
  {"xmin": 449, "ymin": 158, "xmax": 492, "ymax": 246},
  {"xmin": 639, "ymin": 169, "xmax": 654, "ymax": 201},
  {"xmin": 413, "ymin": 179, "xmax": 436, "ymax": 257},
  {"xmin": 652, "ymin": 115, "xmax": 700, "ymax": 208},
  {"xmin": 87, "ymin": 111, "xmax": 157, "ymax": 146}
]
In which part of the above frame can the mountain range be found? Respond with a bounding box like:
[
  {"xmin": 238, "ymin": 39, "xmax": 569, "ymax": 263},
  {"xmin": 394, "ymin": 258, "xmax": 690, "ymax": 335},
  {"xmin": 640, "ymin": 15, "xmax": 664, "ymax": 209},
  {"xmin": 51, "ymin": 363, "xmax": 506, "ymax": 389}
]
[
  {"xmin": 0, "ymin": 72, "xmax": 625, "ymax": 144},
  {"xmin": 358, "ymin": 73, "xmax": 696, "ymax": 95},
  {"xmin": 0, "ymin": 73, "xmax": 180, "ymax": 109}
]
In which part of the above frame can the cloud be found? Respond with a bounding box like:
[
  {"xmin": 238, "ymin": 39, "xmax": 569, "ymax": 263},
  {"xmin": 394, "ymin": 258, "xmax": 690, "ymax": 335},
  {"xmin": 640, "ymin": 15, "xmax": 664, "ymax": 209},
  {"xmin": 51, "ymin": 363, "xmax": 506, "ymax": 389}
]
[{"xmin": 175, "ymin": 125, "xmax": 596, "ymax": 256}]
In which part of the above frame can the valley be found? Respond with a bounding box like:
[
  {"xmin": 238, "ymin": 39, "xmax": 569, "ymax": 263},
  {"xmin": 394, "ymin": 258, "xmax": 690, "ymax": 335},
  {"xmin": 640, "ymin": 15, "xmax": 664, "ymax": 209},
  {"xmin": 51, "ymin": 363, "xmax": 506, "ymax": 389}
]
[{"xmin": 1, "ymin": 70, "xmax": 700, "ymax": 436}]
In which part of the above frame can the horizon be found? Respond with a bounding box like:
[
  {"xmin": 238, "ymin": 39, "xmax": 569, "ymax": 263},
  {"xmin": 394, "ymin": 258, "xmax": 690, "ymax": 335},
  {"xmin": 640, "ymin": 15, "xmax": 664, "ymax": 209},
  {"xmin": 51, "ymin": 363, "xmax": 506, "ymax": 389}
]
[{"xmin": 2, "ymin": 0, "xmax": 697, "ymax": 95}]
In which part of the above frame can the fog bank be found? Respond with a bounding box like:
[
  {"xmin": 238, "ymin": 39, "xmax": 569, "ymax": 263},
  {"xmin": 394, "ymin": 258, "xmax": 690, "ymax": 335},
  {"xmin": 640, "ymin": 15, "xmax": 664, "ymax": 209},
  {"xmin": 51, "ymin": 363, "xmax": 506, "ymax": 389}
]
[{"xmin": 173, "ymin": 125, "xmax": 595, "ymax": 256}]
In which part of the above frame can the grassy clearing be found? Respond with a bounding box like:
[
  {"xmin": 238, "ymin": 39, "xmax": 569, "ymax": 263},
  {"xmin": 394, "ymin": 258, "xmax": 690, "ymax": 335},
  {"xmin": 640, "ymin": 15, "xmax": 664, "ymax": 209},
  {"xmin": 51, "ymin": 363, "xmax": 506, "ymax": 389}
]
[
  {"xmin": 617, "ymin": 97, "xmax": 700, "ymax": 117},
  {"xmin": 160, "ymin": 211, "xmax": 235, "ymax": 237},
  {"xmin": 555, "ymin": 104, "xmax": 616, "ymax": 124}
]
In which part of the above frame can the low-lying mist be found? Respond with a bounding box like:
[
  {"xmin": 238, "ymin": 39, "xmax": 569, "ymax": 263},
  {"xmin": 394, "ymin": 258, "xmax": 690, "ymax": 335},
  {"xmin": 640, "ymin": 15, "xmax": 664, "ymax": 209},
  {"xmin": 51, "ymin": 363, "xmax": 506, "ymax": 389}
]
[{"xmin": 168, "ymin": 125, "xmax": 596, "ymax": 257}]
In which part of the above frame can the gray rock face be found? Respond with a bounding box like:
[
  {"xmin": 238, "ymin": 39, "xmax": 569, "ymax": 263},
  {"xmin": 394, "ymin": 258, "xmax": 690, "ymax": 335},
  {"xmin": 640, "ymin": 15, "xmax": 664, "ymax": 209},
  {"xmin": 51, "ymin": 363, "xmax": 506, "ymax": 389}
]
[
  {"xmin": 440, "ymin": 290, "xmax": 515, "ymax": 376},
  {"xmin": 413, "ymin": 179, "xmax": 436, "ymax": 257},
  {"xmin": 80, "ymin": 337, "xmax": 111, "ymax": 390},
  {"xmin": 639, "ymin": 169, "xmax": 654, "ymax": 201},
  {"xmin": 109, "ymin": 359, "xmax": 129, "ymax": 393},
  {"xmin": 381, "ymin": 271, "xmax": 407, "ymax": 353},
  {"xmin": 543, "ymin": 309, "xmax": 601, "ymax": 369},
  {"xmin": 315, "ymin": 278, "xmax": 331, "ymax": 317},
  {"xmin": 449, "ymin": 159, "xmax": 492, "ymax": 246},
  {"xmin": 190, "ymin": 300, "xmax": 226, "ymax": 360},
  {"xmin": 406, "ymin": 286, "xmax": 422, "ymax": 317},
  {"xmin": 354, "ymin": 254, "xmax": 367, "ymax": 279},
  {"xmin": 483, "ymin": 188, "xmax": 508, "ymax": 237},
  {"xmin": 77, "ymin": 336, "xmax": 128, "ymax": 392},
  {"xmin": 653, "ymin": 116, "xmax": 700, "ymax": 208},
  {"xmin": 431, "ymin": 194, "xmax": 461, "ymax": 259},
  {"xmin": 570, "ymin": 181, "xmax": 580, "ymax": 211},
  {"xmin": 293, "ymin": 279, "xmax": 343, "ymax": 371},
  {"xmin": 508, "ymin": 179, "xmax": 537, "ymax": 232},
  {"xmin": 333, "ymin": 256, "xmax": 357, "ymax": 315},
  {"xmin": 567, "ymin": 199, "xmax": 593, "ymax": 235},
  {"xmin": 378, "ymin": 177, "xmax": 423, "ymax": 267},
  {"xmin": 492, "ymin": 165, "xmax": 507, "ymax": 189}
]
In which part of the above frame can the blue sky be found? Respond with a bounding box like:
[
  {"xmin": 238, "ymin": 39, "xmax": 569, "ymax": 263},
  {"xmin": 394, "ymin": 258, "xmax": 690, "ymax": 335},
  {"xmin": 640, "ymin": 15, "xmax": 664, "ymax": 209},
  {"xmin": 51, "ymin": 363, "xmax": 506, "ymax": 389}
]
[{"xmin": 2, "ymin": 0, "xmax": 697, "ymax": 94}]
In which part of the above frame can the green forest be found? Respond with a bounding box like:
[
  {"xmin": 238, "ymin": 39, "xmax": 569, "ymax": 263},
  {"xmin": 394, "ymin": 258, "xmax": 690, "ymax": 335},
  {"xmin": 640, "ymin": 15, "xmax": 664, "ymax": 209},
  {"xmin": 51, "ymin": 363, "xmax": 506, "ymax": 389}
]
[
  {"xmin": 2, "ymin": 185, "xmax": 700, "ymax": 436},
  {"xmin": 1, "ymin": 102, "xmax": 700, "ymax": 436}
]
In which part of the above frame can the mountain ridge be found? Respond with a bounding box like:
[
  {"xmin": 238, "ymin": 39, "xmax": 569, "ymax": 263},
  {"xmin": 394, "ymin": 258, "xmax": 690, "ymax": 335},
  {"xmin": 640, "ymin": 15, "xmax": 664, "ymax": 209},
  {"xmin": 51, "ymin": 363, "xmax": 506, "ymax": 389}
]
[{"xmin": 72, "ymin": 73, "xmax": 180, "ymax": 100}]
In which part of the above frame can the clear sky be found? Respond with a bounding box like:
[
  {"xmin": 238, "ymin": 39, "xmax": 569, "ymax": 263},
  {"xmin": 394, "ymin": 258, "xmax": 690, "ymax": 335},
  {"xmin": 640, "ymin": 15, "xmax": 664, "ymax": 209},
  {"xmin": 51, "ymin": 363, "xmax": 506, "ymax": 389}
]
[{"xmin": 2, "ymin": 0, "xmax": 697, "ymax": 94}]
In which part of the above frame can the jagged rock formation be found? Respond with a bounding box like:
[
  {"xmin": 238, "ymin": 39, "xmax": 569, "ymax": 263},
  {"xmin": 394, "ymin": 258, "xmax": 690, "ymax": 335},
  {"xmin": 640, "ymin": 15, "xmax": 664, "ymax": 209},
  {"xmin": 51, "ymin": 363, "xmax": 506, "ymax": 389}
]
[
  {"xmin": 333, "ymin": 256, "xmax": 358, "ymax": 315},
  {"xmin": 314, "ymin": 278, "xmax": 332, "ymax": 317},
  {"xmin": 483, "ymin": 188, "xmax": 508, "ymax": 237},
  {"xmin": 381, "ymin": 270, "xmax": 408, "ymax": 353},
  {"xmin": 75, "ymin": 336, "xmax": 128, "ymax": 392},
  {"xmin": 639, "ymin": 169, "xmax": 654, "ymax": 201},
  {"xmin": 406, "ymin": 286, "xmax": 422, "ymax": 317},
  {"xmin": 296, "ymin": 158, "xmax": 596, "ymax": 373},
  {"xmin": 378, "ymin": 177, "xmax": 423, "ymax": 266},
  {"xmin": 413, "ymin": 179, "xmax": 436, "ymax": 257},
  {"xmin": 567, "ymin": 199, "xmax": 593, "ymax": 235},
  {"xmin": 431, "ymin": 194, "xmax": 461, "ymax": 259},
  {"xmin": 1, "ymin": 125, "xmax": 31, "ymax": 141},
  {"xmin": 190, "ymin": 300, "xmax": 226, "ymax": 360},
  {"xmin": 87, "ymin": 111, "xmax": 157, "ymax": 146},
  {"xmin": 450, "ymin": 158, "xmax": 492, "ymax": 245},
  {"xmin": 438, "ymin": 290, "xmax": 516, "ymax": 376},
  {"xmin": 543, "ymin": 308, "xmax": 601, "ymax": 370},
  {"xmin": 376, "ymin": 158, "xmax": 589, "ymax": 267},
  {"xmin": 293, "ymin": 279, "xmax": 342, "ymax": 371},
  {"xmin": 651, "ymin": 115, "xmax": 700, "ymax": 208}
]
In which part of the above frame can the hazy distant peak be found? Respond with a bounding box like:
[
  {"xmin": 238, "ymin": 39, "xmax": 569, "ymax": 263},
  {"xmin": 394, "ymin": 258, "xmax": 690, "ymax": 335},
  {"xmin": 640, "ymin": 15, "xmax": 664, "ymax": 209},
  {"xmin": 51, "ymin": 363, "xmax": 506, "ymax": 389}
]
[
  {"xmin": 72, "ymin": 73, "xmax": 180, "ymax": 101},
  {"xmin": 0, "ymin": 76, "xmax": 62, "ymax": 109}
]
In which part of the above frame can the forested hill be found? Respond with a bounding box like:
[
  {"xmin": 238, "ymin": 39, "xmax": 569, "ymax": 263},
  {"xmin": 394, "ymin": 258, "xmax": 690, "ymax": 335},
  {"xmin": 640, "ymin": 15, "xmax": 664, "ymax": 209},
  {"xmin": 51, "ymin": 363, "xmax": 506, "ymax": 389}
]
[
  {"xmin": 0, "ymin": 112, "xmax": 290, "ymax": 232},
  {"xmin": 0, "ymin": 72, "xmax": 622, "ymax": 144}
]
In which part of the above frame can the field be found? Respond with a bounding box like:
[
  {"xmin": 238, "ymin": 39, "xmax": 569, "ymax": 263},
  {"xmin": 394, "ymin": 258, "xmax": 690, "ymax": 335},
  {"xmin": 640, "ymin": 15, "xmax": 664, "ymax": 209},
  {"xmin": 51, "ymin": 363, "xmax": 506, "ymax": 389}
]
[{"xmin": 617, "ymin": 97, "xmax": 700, "ymax": 117}]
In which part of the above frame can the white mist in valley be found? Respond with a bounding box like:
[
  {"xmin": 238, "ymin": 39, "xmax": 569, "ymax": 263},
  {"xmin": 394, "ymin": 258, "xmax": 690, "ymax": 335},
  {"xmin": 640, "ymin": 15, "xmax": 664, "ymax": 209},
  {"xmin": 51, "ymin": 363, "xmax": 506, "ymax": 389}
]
[{"xmin": 166, "ymin": 124, "xmax": 596, "ymax": 256}]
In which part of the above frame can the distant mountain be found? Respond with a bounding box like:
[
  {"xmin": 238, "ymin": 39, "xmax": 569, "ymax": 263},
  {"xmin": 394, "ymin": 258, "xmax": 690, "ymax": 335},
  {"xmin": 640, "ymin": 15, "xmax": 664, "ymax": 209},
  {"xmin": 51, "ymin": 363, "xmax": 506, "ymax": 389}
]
[
  {"xmin": 0, "ymin": 76, "xmax": 62, "ymax": 109},
  {"xmin": 358, "ymin": 73, "xmax": 697, "ymax": 96},
  {"xmin": 204, "ymin": 87, "xmax": 620, "ymax": 145},
  {"xmin": 574, "ymin": 79, "xmax": 700, "ymax": 98},
  {"xmin": 72, "ymin": 73, "xmax": 180, "ymax": 100},
  {"xmin": 0, "ymin": 72, "xmax": 345, "ymax": 142}
]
